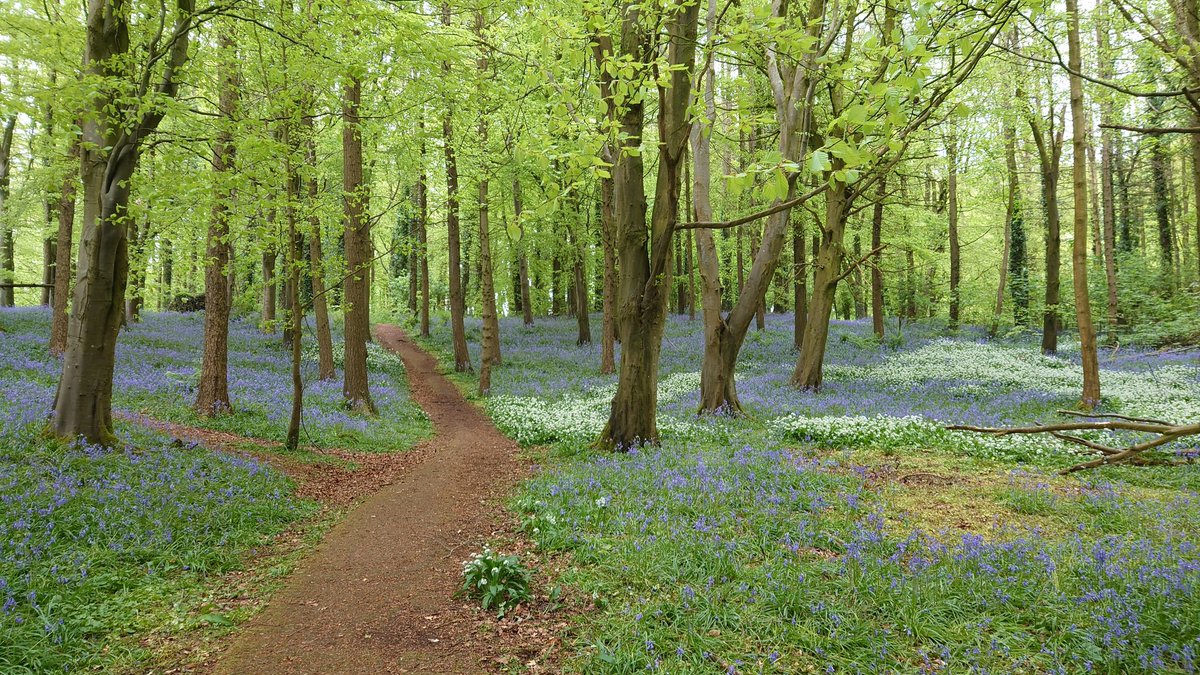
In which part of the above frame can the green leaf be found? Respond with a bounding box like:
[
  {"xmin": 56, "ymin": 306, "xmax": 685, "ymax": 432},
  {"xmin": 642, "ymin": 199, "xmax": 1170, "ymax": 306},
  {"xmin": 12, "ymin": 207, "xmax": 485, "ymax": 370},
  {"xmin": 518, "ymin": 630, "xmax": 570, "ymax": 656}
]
[{"xmin": 808, "ymin": 150, "xmax": 831, "ymax": 174}]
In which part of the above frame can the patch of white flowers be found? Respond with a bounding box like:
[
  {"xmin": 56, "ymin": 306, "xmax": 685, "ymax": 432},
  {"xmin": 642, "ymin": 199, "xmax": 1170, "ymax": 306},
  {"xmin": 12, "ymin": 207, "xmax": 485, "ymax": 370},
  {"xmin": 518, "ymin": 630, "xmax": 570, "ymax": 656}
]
[
  {"xmin": 486, "ymin": 371, "xmax": 716, "ymax": 445},
  {"xmin": 864, "ymin": 339, "xmax": 1200, "ymax": 424},
  {"xmin": 768, "ymin": 413, "xmax": 1077, "ymax": 462}
]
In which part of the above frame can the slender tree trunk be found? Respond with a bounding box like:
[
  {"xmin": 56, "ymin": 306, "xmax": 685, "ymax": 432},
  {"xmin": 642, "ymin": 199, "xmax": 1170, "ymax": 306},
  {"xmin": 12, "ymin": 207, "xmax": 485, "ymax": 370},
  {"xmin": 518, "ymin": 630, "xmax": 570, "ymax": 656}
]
[
  {"xmin": 305, "ymin": 124, "xmax": 335, "ymax": 380},
  {"xmin": 285, "ymin": 186, "xmax": 304, "ymax": 452},
  {"xmin": 196, "ymin": 31, "xmax": 238, "ymax": 416},
  {"xmin": 262, "ymin": 238, "xmax": 276, "ymax": 333},
  {"xmin": 992, "ymin": 119, "xmax": 1017, "ymax": 336},
  {"xmin": 49, "ymin": 135, "xmax": 79, "ymax": 355},
  {"xmin": 947, "ymin": 124, "xmax": 961, "ymax": 331},
  {"xmin": 687, "ymin": 228, "xmax": 696, "ymax": 320},
  {"xmin": 0, "ymin": 117, "xmax": 14, "ymax": 308},
  {"xmin": 598, "ymin": 174, "xmax": 616, "ymax": 373},
  {"xmin": 1065, "ymin": 0, "xmax": 1101, "ymax": 408},
  {"xmin": 476, "ymin": 13, "xmax": 501, "ymax": 378},
  {"xmin": 1149, "ymin": 98, "xmax": 1175, "ymax": 290},
  {"xmin": 342, "ymin": 75, "xmax": 376, "ymax": 413},
  {"xmin": 417, "ymin": 121, "xmax": 430, "ymax": 337},
  {"xmin": 794, "ymin": 215, "xmax": 807, "ymax": 350},
  {"xmin": 1096, "ymin": 10, "xmax": 1120, "ymax": 338},
  {"xmin": 513, "ymin": 178, "xmax": 533, "ymax": 327},
  {"xmin": 870, "ymin": 177, "xmax": 886, "ymax": 339},
  {"xmin": 793, "ymin": 180, "xmax": 851, "ymax": 389},
  {"xmin": 573, "ymin": 224, "xmax": 591, "ymax": 345},
  {"xmin": 1029, "ymin": 108, "xmax": 1063, "ymax": 355}
]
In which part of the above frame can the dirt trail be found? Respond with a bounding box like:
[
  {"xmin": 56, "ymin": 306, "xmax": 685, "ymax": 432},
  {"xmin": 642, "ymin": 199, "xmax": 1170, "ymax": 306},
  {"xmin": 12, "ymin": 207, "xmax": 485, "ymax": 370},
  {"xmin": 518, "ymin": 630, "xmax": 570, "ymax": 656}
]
[{"xmin": 213, "ymin": 325, "xmax": 524, "ymax": 674}]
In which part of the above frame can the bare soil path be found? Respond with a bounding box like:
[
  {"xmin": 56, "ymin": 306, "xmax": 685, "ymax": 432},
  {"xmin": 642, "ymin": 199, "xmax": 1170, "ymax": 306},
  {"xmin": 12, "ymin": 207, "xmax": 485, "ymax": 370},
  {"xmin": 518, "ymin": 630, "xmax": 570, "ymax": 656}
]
[{"xmin": 212, "ymin": 325, "xmax": 525, "ymax": 674}]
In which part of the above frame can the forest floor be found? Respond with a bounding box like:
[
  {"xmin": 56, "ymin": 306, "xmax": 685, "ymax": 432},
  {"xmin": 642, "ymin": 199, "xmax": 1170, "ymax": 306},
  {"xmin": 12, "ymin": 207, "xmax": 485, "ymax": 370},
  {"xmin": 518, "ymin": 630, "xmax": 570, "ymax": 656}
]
[{"xmin": 208, "ymin": 325, "xmax": 542, "ymax": 674}]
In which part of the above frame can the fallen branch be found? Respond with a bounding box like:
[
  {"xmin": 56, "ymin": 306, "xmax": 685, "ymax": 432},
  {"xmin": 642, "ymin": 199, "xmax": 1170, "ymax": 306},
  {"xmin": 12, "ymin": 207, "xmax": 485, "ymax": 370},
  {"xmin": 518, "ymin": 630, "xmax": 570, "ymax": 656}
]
[{"xmin": 947, "ymin": 413, "xmax": 1200, "ymax": 474}]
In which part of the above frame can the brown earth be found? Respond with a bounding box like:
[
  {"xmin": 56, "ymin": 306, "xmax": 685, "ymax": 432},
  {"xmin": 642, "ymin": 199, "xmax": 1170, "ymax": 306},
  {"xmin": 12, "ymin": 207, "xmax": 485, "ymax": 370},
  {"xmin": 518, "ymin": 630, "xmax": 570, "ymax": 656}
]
[{"xmin": 209, "ymin": 325, "xmax": 530, "ymax": 674}]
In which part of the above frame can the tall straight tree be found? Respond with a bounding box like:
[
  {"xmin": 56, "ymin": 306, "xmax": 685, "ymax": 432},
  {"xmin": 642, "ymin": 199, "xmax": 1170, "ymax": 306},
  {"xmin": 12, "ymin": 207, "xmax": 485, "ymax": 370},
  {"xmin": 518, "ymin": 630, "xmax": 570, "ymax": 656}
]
[
  {"xmin": 196, "ymin": 29, "xmax": 239, "ymax": 416},
  {"xmin": 342, "ymin": 69, "xmax": 375, "ymax": 413},
  {"xmin": 1095, "ymin": 8, "xmax": 1120, "ymax": 336},
  {"xmin": 49, "ymin": 135, "xmax": 79, "ymax": 355},
  {"xmin": 1027, "ymin": 100, "xmax": 1064, "ymax": 355},
  {"xmin": 306, "ymin": 124, "xmax": 336, "ymax": 381},
  {"xmin": 0, "ymin": 116, "xmax": 14, "ymax": 308},
  {"xmin": 947, "ymin": 120, "xmax": 961, "ymax": 331},
  {"xmin": 53, "ymin": 0, "xmax": 195, "ymax": 444},
  {"xmin": 443, "ymin": 3, "xmax": 471, "ymax": 372},
  {"xmin": 475, "ymin": 9, "xmax": 501, "ymax": 379},
  {"xmin": 1065, "ymin": 0, "xmax": 1101, "ymax": 408},
  {"xmin": 598, "ymin": 0, "xmax": 699, "ymax": 448}
]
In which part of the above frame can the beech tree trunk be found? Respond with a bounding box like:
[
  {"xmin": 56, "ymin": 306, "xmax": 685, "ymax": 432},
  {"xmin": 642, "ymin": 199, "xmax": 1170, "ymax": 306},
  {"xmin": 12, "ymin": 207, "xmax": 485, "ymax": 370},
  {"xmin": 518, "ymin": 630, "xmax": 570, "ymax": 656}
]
[
  {"xmin": 1029, "ymin": 105, "xmax": 1063, "ymax": 355},
  {"xmin": 1065, "ymin": 0, "xmax": 1101, "ymax": 408},
  {"xmin": 592, "ymin": 33, "xmax": 618, "ymax": 375},
  {"xmin": 54, "ymin": 0, "xmax": 194, "ymax": 445},
  {"xmin": 991, "ymin": 118, "xmax": 1016, "ymax": 336},
  {"xmin": 285, "ymin": 190, "xmax": 304, "ymax": 452},
  {"xmin": 476, "ymin": 13, "xmax": 501, "ymax": 378},
  {"xmin": 794, "ymin": 216, "xmax": 807, "ymax": 350},
  {"xmin": 262, "ymin": 237, "xmax": 276, "ymax": 333},
  {"xmin": 305, "ymin": 124, "xmax": 335, "ymax": 381},
  {"xmin": 50, "ymin": 133, "xmax": 78, "ymax": 355},
  {"xmin": 572, "ymin": 222, "xmax": 591, "ymax": 346},
  {"xmin": 442, "ymin": 6, "xmax": 472, "ymax": 373},
  {"xmin": 417, "ymin": 123, "xmax": 431, "ymax": 337},
  {"xmin": 513, "ymin": 178, "xmax": 533, "ymax": 328},
  {"xmin": 342, "ymin": 75, "xmax": 376, "ymax": 413},
  {"xmin": 1096, "ymin": 11, "xmax": 1120, "ymax": 338},
  {"xmin": 599, "ymin": 0, "xmax": 699, "ymax": 448},
  {"xmin": 947, "ymin": 123, "xmax": 961, "ymax": 331},
  {"xmin": 195, "ymin": 29, "xmax": 238, "ymax": 417},
  {"xmin": 793, "ymin": 179, "xmax": 851, "ymax": 389},
  {"xmin": 870, "ymin": 177, "xmax": 885, "ymax": 339},
  {"xmin": 0, "ymin": 117, "xmax": 14, "ymax": 308},
  {"xmin": 694, "ymin": 0, "xmax": 825, "ymax": 412}
]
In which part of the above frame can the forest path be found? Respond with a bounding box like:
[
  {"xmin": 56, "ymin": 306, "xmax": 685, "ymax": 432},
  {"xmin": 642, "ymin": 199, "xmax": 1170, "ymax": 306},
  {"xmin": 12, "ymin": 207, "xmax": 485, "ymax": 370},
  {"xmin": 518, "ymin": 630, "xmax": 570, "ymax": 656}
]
[{"xmin": 212, "ymin": 325, "xmax": 524, "ymax": 674}]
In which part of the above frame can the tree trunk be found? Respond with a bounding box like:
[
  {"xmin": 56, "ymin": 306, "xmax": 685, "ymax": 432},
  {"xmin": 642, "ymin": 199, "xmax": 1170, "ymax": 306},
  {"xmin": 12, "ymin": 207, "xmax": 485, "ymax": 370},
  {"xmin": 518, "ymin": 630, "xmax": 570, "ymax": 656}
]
[
  {"xmin": 792, "ymin": 179, "xmax": 851, "ymax": 389},
  {"xmin": 870, "ymin": 177, "xmax": 885, "ymax": 339},
  {"xmin": 342, "ymin": 75, "xmax": 376, "ymax": 413},
  {"xmin": 947, "ymin": 123, "xmax": 961, "ymax": 331},
  {"xmin": 196, "ymin": 30, "xmax": 238, "ymax": 417},
  {"xmin": 599, "ymin": 0, "xmax": 698, "ymax": 448},
  {"xmin": 695, "ymin": 0, "xmax": 825, "ymax": 411},
  {"xmin": 443, "ymin": 109, "xmax": 471, "ymax": 371},
  {"xmin": 0, "ymin": 117, "xmax": 14, "ymax": 308},
  {"xmin": 476, "ymin": 13, "xmax": 501, "ymax": 375},
  {"xmin": 54, "ymin": 0, "xmax": 194, "ymax": 445},
  {"xmin": 417, "ymin": 122, "xmax": 431, "ymax": 337},
  {"xmin": 1065, "ymin": 0, "xmax": 1101, "ymax": 408},
  {"xmin": 50, "ymin": 135, "xmax": 79, "ymax": 355},
  {"xmin": 1029, "ymin": 106, "xmax": 1063, "ymax": 355},
  {"xmin": 794, "ymin": 215, "xmax": 807, "ymax": 350},
  {"xmin": 1096, "ymin": 10, "xmax": 1120, "ymax": 338},
  {"xmin": 992, "ymin": 118, "xmax": 1017, "ymax": 336},
  {"xmin": 513, "ymin": 178, "xmax": 533, "ymax": 327},
  {"xmin": 262, "ymin": 237, "xmax": 276, "ymax": 333},
  {"xmin": 598, "ymin": 173, "xmax": 617, "ymax": 374},
  {"xmin": 285, "ymin": 187, "xmax": 304, "ymax": 452},
  {"xmin": 1149, "ymin": 97, "xmax": 1175, "ymax": 290},
  {"xmin": 305, "ymin": 122, "xmax": 335, "ymax": 380}
]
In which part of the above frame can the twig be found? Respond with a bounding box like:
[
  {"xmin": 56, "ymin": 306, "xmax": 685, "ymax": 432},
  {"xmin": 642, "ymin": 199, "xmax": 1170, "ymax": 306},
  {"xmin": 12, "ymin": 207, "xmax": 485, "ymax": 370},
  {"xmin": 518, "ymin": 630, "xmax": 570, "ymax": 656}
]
[{"xmin": 1055, "ymin": 409, "xmax": 1176, "ymax": 427}]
